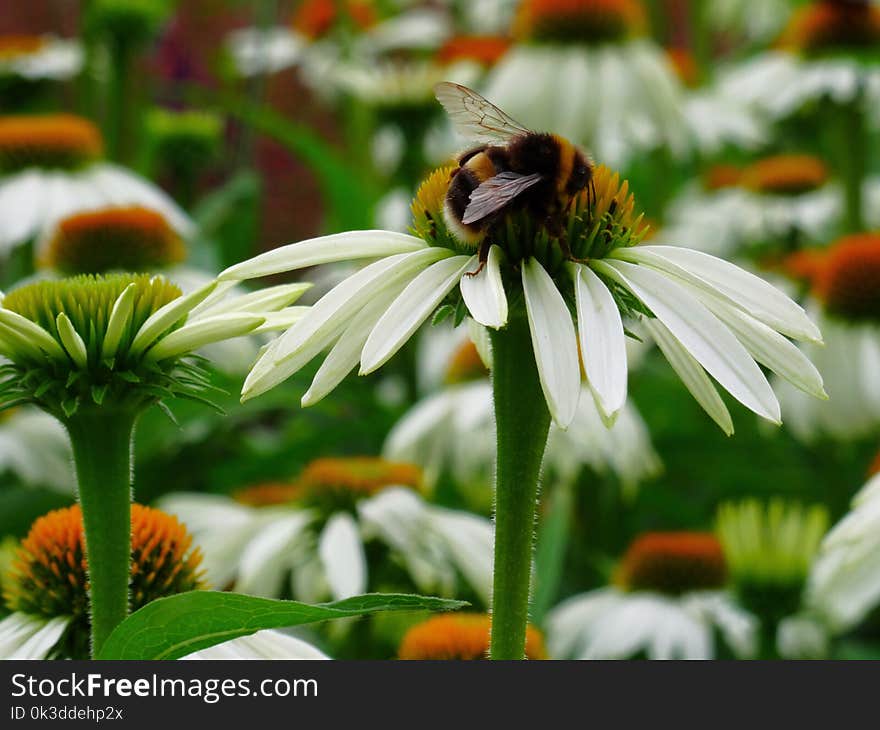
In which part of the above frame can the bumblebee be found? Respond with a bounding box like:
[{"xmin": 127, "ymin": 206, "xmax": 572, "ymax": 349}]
[{"xmin": 434, "ymin": 82, "xmax": 594, "ymax": 260}]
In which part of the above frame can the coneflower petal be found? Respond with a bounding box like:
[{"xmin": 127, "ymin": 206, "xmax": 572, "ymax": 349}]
[{"xmin": 459, "ymin": 245, "xmax": 508, "ymax": 329}]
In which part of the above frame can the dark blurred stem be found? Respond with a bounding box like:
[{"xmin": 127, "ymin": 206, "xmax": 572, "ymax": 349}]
[
  {"xmin": 106, "ymin": 39, "xmax": 133, "ymax": 163},
  {"xmin": 838, "ymin": 96, "xmax": 866, "ymax": 234},
  {"xmin": 66, "ymin": 409, "xmax": 137, "ymax": 658},
  {"xmin": 688, "ymin": 0, "xmax": 711, "ymax": 72},
  {"xmin": 489, "ymin": 315, "xmax": 551, "ymax": 659},
  {"xmin": 238, "ymin": 0, "xmax": 277, "ymax": 171}
]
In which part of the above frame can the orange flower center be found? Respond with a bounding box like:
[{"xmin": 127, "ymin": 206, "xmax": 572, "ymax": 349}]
[
  {"xmin": 292, "ymin": 0, "xmax": 376, "ymax": 40},
  {"xmin": 233, "ymin": 482, "xmax": 302, "ymax": 507},
  {"xmin": 445, "ymin": 340, "xmax": 489, "ymax": 384},
  {"xmin": 43, "ymin": 206, "xmax": 185, "ymax": 275},
  {"xmin": 814, "ymin": 233, "xmax": 880, "ymax": 321},
  {"xmin": 702, "ymin": 164, "xmax": 743, "ymax": 191},
  {"xmin": 778, "ymin": 0, "xmax": 880, "ymax": 55},
  {"xmin": 4, "ymin": 504, "xmax": 204, "ymax": 621},
  {"xmin": 616, "ymin": 531, "xmax": 728, "ymax": 595},
  {"xmin": 0, "ymin": 115, "xmax": 103, "ymax": 173},
  {"xmin": 513, "ymin": 0, "xmax": 648, "ymax": 44},
  {"xmin": 0, "ymin": 35, "xmax": 46, "ymax": 60},
  {"xmin": 666, "ymin": 47, "xmax": 701, "ymax": 87},
  {"xmin": 398, "ymin": 613, "xmax": 547, "ymax": 660},
  {"xmin": 777, "ymin": 248, "xmax": 827, "ymax": 285},
  {"xmin": 740, "ymin": 155, "xmax": 829, "ymax": 195},
  {"xmin": 437, "ymin": 36, "xmax": 512, "ymax": 67}
]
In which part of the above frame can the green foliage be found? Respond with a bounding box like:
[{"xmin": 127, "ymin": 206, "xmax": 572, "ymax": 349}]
[{"xmin": 97, "ymin": 591, "xmax": 468, "ymax": 659}]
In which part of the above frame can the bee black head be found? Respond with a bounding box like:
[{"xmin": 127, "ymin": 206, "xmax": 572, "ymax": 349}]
[{"xmin": 566, "ymin": 150, "xmax": 593, "ymax": 195}]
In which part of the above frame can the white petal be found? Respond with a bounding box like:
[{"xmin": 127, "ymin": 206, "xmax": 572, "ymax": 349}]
[
  {"xmin": 101, "ymin": 283, "xmax": 136, "ymax": 359},
  {"xmin": 252, "ymin": 307, "xmax": 309, "ymax": 333},
  {"xmin": 0, "ymin": 613, "xmax": 69, "ymax": 659},
  {"xmin": 360, "ymin": 255, "xmax": 474, "ymax": 374},
  {"xmin": 219, "ymin": 230, "xmax": 427, "ymax": 281},
  {"xmin": 598, "ymin": 259, "xmax": 780, "ymax": 423},
  {"xmin": 302, "ymin": 287, "xmax": 403, "ymax": 406},
  {"xmin": 194, "ymin": 283, "xmax": 312, "ymax": 318},
  {"xmin": 236, "ymin": 513, "xmax": 311, "ymax": 598},
  {"xmin": 521, "ymin": 258, "xmax": 580, "ymax": 428},
  {"xmin": 695, "ymin": 291, "xmax": 827, "ymax": 400},
  {"xmin": 182, "ymin": 629, "xmax": 329, "ymax": 660},
  {"xmin": 55, "ymin": 313, "xmax": 88, "ymax": 368},
  {"xmin": 615, "ymin": 245, "xmax": 822, "ymax": 342},
  {"xmin": 242, "ymin": 248, "xmax": 447, "ymax": 400},
  {"xmin": 318, "ymin": 513, "xmax": 367, "ymax": 600},
  {"xmin": 571, "ymin": 263, "xmax": 627, "ymax": 421},
  {"xmin": 459, "ymin": 245, "xmax": 508, "ymax": 329},
  {"xmin": 643, "ymin": 318, "xmax": 734, "ymax": 435},
  {"xmin": 130, "ymin": 280, "xmax": 218, "ymax": 355},
  {"xmin": 0, "ymin": 309, "xmax": 66, "ymax": 360},
  {"xmin": 146, "ymin": 313, "xmax": 265, "ymax": 361}
]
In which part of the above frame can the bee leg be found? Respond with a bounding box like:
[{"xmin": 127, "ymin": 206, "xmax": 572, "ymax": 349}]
[{"xmin": 464, "ymin": 239, "xmax": 491, "ymax": 278}]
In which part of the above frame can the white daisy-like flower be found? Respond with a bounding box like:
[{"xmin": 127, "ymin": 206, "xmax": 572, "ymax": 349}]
[
  {"xmin": 0, "ymin": 503, "xmax": 328, "ymax": 660},
  {"xmin": 0, "ymin": 34, "xmax": 83, "ymax": 81},
  {"xmin": 0, "ymin": 407, "xmax": 72, "ymax": 491},
  {"xmin": 385, "ymin": 333, "xmax": 661, "ymax": 491},
  {"xmin": 717, "ymin": 0, "xmax": 880, "ymax": 125},
  {"xmin": 226, "ymin": 27, "xmax": 305, "ymax": 77},
  {"xmin": 772, "ymin": 234, "xmax": 880, "ymax": 440},
  {"xmin": 659, "ymin": 155, "xmax": 841, "ymax": 259},
  {"xmin": 222, "ymin": 153, "xmax": 824, "ymax": 435},
  {"xmin": 706, "ymin": 0, "xmax": 795, "ymax": 45},
  {"xmin": 547, "ymin": 532, "xmax": 757, "ymax": 659},
  {"xmin": 807, "ymin": 472, "xmax": 880, "ymax": 632},
  {"xmin": 160, "ymin": 457, "xmax": 494, "ymax": 605},
  {"xmin": 480, "ymin": 0, "xmax": 689, "ymax": 168},
  {"xmin": 0, "ymin": 115, "xmax": 192, "ymax": 259}
]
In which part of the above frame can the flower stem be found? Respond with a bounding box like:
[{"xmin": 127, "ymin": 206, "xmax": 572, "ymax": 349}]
[
  {"xmin": 65, "ymin": 409, "xmax": 137, "ymax": 658},
  {"xmin": 838, "ymin": 95, "xmax": 866, "ymax": 234},
  {"xmin": 489, "ymin": 314, "xmax": 551, "ymax": 660}
]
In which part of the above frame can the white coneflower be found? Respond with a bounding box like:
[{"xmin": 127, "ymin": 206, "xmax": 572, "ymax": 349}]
[
  {"xmin": 659, "ymin": 155, "xmax": 844, "ymax": 259},
  {"xmin": 0, "ymin": 115, "xmax": 192, "ymax": 259},
  {"xmin": 773, "ymin": 234, "xmax": 880, "ymax": 440},
  {"xmin": 706, "ymin": 0, "xmax": 795, "ymax": 45},
  {"xmin": 225, "ymin": 162, "xmax": 823, "ymax": 435},
  {"xmin": 480, "ymin": 0, "xmax": 689, "ymax": 167},
  {"xmin": 547, "ymin": 532, "xmax": 757, "ymax": 659},
  {"xmin": 0, "ymin": 34, "xmax": 83, "ymax": 81},
  {"xmin": 160, "ymin": 457, "xmax": 494, "ymax": 605},
  {"xmin": 0, "ymin": 504, "xmax": 327, "ymax": 660}
]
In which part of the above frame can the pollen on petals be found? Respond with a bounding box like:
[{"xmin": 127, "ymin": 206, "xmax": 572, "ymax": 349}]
[
  {"xmin": 292, "ymin": 0, "xmax": 376, "ymax": 40},
  {"xmin": 513, "ymin": 0, "xmax": 648, "ymax": 44},
  {"xmin": 398, "ymin": 613, "xmax": 547, "ymax": 660},
  {"xmin": 740, "ymin": 154, "xmax": 829, "ymax": 196},
  {"xmin": 777, "ymin": 0, "xmax": 880, "ymax": 55},
  {"xmin": 615, "ymin": 531, "xmax": 728, "ymax": 595},
  {"xmin": 0, "ymin": 115, "xmax": 103, "ymax": 173},
  {"xmin": 43, "ymin": 206, "xmax": 186, "ymax": 275},
  {"xmin": 814, "ymin": 233, "xmax": 880, "ymax": 321},
  {"xmin": 3, "ymin": 504, "xmax": 204, "ymax": 620}
]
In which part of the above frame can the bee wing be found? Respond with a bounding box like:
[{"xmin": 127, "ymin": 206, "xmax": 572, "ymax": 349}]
[
  {"xmin": 434, "ymin": 82, "xmax": 532, "ymax": 144},
  {"xmin": 462, "ymin": 172, "xmax": 544, "ymax": 225}
]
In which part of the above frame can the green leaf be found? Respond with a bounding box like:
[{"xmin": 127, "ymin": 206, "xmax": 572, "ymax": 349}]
[
  {"xmin": 97, "ymin": 591, "xmax": 467, "ymax": 660},
  {"xmin": 432, "ymin": 304, "xmax": 454, "ymax": 326}
]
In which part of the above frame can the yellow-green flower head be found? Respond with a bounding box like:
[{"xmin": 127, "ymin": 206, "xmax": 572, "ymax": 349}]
[
  {"xmin": 716, "ymin": 498, "xmax": 829, "ymax": 619},
  {"xmin": 3, "ymin": 504, "xmax": 204, "ymax": 659},
  {"xmin": 43, "ymin": 206, "xmax": 186, "ymax": 275},
  {"xmin": 146, "ymin": 107, "xmax": 223, "ymax": 175},
  {"xmin": 0, "ymin": 273, "xmax": 309, "ymax": 420},
  {"xmin": 86, "ymin": 0, "xmax": 175, "ymax": 47}
]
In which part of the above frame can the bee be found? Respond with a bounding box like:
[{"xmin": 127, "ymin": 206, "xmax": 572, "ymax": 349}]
[{"xmin": 434, "ymin": 82, "xmax": 594, "ymax": 266}]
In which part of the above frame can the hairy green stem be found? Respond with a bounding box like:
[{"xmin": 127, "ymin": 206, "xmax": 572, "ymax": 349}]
[
  {"xmin": 489, "ymin": 315, "xmax": 551, "ymax": 660},
  {"xmin": 66, "ymin": 409, "xmax": 136, "ymax": 658}
]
